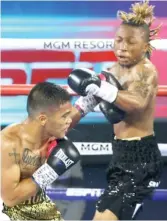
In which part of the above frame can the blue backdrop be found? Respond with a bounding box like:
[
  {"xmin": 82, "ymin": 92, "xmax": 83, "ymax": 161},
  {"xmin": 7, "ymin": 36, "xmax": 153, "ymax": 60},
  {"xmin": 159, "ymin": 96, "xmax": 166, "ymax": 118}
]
[
  {"xmin": 1, "ymin": 1, "xmax": 166, "ymax": 39},
  {"xmin": 2, "ymin": 1, "xmax": 166, "ymax": 17}
]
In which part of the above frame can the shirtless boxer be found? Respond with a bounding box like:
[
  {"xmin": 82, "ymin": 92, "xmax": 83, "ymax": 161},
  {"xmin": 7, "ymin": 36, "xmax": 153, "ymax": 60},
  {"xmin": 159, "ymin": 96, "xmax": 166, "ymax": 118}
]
[
  {"xmin": 68, "ymin": 1, "xmax": 163, "ymax": 220},
  {"xmin": 1, "ymin": 82, "xmax": 80, "ymax": 220}
]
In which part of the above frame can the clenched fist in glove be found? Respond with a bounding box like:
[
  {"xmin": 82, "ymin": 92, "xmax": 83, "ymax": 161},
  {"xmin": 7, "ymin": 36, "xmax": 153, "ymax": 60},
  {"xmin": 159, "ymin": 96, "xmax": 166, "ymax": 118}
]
[
  {"xmin": 68, "ymin": 68, "xmax": 101, "ymax": 96},
  {"xmin": 32, "ymin": 137, "xmax": 80, "ymax": 189},
  {"xmin": 68, "ymin": 68, "xmax": 101, "ymax": 117},
  {"xmin": 68, "ymin": 68, "xmax": 125, "ymax": 123},
  {"xmin": 68, "ymin": 68, "xmax": 118, "ymax": 103},
  {"xmin": 98, "ymin": 71, "xmax": 126, "ymax": 124}
]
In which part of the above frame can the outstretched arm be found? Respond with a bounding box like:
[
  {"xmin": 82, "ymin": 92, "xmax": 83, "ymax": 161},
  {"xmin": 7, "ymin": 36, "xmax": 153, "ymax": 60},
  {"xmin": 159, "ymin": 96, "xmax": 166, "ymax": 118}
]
[{"xmin": 69, "ymin": 94, "xmax": 100, "ymax": 128}]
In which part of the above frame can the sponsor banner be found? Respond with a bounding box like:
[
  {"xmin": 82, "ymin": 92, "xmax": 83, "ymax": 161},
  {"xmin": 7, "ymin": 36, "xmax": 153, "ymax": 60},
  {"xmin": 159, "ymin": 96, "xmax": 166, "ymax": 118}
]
[
  {"xmin": 1, "ymin": 39, "xmax": 167, "ymax": 51},
  {"xmin": 74, "ymin": 142, "xmax": 112, "ymax": 155},
  {"xmin": 66, "ymin": 188, "xmax": 103, "ymax": 198},
  {"xmin": 74, "ymin": 142, "xmax": 167, "ymax": 156}
]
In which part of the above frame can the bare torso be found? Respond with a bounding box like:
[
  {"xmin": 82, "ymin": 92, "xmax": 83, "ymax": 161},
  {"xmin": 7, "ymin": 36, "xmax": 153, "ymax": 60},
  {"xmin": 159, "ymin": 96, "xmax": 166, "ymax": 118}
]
[
  {"xmin": 1, "ymin": 123, "xmax": 48, "ymax": 181},
  {"xmin": 1, "ymin": 124, "xmax": 62, "ymax": 220},
  {"xmin": 107, "ymin": 58, "xmax": 158, "ymax": 138}
]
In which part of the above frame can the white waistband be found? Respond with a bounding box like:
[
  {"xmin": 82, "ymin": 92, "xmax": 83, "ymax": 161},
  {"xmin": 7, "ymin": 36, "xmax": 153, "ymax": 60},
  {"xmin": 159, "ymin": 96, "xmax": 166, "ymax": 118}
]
[
  {"xmin": 114, "ymin": 133, "xmax": 155, "ymax": 141},
  {"xmin": 114, "ymin": 136, "xmax": 141, "ymax": 141}
]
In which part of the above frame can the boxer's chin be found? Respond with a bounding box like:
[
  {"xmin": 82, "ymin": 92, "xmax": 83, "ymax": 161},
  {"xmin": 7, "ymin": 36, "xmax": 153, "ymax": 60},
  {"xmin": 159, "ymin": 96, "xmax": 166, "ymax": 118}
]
[
  {"xmin": 119, "ymin": 61, "xmax": 131, "ymax": 67},
  {"xmin": 118, "ymin": 59, "xmax": 137, "ymax": 68},
  {"xmin": 58, "ymin": 132, "xmax": 66, "ymax": 139},
  {"xmin": 58, "ymin": 130, "xmax": 68, "ymax": 139}
]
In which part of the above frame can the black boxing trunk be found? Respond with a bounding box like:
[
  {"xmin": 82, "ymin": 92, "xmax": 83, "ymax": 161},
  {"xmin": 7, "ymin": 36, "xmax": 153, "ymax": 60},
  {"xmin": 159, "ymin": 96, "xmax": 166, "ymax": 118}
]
[{"xmin": 96, "ymin": 135, "xmax": 163, "ymax": 220}]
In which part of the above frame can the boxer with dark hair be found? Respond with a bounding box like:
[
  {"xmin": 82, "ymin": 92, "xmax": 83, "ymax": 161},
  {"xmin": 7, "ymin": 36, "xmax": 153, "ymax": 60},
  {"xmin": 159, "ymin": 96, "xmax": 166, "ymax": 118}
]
[
  {"xmin": 68, "ymin": 1, "xmax": 163, "ymax": 220},
  {"xmin": 1, "ymin": 82, "xmax": 80, "ymax": 220}
]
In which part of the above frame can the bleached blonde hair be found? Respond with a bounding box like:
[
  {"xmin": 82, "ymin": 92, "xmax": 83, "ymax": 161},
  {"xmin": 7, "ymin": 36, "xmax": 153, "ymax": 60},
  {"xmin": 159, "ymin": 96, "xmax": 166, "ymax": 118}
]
[{"xmin": 117, "ymin": 0, "xmax": 161, "ymax": 56}]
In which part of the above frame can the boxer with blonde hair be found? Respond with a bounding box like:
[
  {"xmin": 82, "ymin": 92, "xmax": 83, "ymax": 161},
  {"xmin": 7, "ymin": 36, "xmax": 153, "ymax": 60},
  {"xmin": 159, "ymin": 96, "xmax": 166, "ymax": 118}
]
[{"xmin": 68, "ymin": 1, "xmax": 163, "ymax": 220}]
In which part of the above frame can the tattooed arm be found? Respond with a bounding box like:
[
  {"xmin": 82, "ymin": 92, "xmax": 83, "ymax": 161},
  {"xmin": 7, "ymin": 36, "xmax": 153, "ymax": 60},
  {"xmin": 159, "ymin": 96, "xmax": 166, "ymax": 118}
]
[
  {"xmin": 114, "ymin": 71, "xmax": 158, "ymax": 113},
  {"xmin": 1, "ymin": 136, "xmax": 39, "ymax": 207}
]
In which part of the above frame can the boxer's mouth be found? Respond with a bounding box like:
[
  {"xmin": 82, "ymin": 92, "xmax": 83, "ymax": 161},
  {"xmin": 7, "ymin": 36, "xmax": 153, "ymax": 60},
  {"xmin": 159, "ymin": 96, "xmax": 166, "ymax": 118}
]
[
  {"xmin": 117, "ymin": 54, "xmax": 128, "ymax": 58},
  {"xmin": 117, "ymin": 55, "xmax": 129, "ymax": 61}
]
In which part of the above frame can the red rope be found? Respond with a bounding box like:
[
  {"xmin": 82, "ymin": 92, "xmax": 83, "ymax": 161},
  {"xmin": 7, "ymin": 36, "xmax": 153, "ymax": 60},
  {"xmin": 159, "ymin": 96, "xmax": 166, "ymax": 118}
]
[{"xmin": 1, "ymin": 84, "xmax": 167, "ymax": 96}]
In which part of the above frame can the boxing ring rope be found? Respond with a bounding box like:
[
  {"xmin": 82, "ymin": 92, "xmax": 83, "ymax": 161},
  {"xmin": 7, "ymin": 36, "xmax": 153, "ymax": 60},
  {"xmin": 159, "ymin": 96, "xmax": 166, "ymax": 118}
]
[
  {"xmin": 45, "ymin": 188, "xmax": 167, "ymax": 201},
  {"xmin": 1, "ymin": 84, "xmax": 167, "ymax": 203},
  {"xmin": 1, "ymin": 84, "xmax": 167, "ymax": 96}
]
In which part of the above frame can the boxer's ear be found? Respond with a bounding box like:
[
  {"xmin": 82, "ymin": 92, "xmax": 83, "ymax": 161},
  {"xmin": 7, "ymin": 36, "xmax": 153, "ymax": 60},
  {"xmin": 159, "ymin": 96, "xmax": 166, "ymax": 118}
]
[{"xmin": 38, "ymin": 113, "xmax": 47, "ymax": 126}]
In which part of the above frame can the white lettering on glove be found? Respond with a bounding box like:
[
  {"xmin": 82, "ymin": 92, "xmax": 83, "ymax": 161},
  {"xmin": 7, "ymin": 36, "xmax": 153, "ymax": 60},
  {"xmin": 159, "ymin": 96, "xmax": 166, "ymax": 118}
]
[{"xmin": 55, "ymin": 149, "xmax": 74, "ymax": 169}]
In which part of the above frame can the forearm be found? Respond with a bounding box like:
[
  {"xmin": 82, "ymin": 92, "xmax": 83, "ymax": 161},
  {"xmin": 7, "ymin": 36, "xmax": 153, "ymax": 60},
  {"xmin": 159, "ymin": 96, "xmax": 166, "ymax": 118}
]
[
  {"xmin": 86, "ymin": 81, "xmax": 148, "ymax": 113},
  {"xmin": 115, "ymin": 90, "xmax": 146, "ymax": 112},
  {"xmin": 69, "ymin": 93, "xmax": 99, "ymax": 129},
  {"xmin": 3, "ymin": 177, "xmax": 39, "ymax": 207}
]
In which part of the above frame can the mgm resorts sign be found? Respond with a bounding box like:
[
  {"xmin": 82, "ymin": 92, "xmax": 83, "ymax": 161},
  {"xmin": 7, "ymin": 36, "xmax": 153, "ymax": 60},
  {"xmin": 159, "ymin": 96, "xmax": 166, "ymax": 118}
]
[{"xmin": 74, "ymin": 142, "xmax": 113, "ymax": 155}]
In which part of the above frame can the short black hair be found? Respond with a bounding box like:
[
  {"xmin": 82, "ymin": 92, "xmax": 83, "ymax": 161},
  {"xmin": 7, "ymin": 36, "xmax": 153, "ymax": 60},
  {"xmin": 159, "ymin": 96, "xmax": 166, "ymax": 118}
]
[{"xmin": 27, "ymin": 82, "xmax": 71, "ymax": 117}]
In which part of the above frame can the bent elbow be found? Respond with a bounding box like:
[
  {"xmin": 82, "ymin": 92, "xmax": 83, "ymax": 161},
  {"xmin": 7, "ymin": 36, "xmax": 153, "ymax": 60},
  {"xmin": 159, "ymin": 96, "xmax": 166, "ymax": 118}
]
[
  {"xmin": 126, "ymin": 101, "xmax": 146, "ymax": 113},
  {"xmin": 3, "ymin": 199, "xmax": 17, "ymax": 207},
  {"xmin": 2, "ymin": 195, "xmax": 18, "ymax": 207},
  {"xmin": 136, "ymin": 101, "xmax": 147, "ymax": 111}
]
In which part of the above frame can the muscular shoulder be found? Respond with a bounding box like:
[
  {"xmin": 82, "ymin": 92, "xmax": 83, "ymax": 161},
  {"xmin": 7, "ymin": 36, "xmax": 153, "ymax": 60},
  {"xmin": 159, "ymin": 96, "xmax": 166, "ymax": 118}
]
[
  {"xmin": 1, "ymin": 125, "xmax": 21, "ymax": 155},
  {"xmin": 1, "ymin": 136, "xmax": 22, "ymax": 170},
  {"xmin": 127, "ymin": 59, "xmax": 158, "ymax": 99},
  {"xmin": 138, "ymin": 59, "xmax": 158, "ymax": 87},
  {"xmin": 143, "ymin": 58, "xmax": 157, "ymax": 74}
]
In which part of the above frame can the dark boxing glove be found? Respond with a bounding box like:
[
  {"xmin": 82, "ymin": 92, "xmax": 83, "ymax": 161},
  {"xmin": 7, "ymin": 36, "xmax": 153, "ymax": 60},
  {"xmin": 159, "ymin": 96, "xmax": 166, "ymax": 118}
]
[
  {"xmin": 68, "ymin": 68, "xmax": 101, "ymax": 96},
  {"xmin": 68, "ymin": 68, "xmax": 125, "ymax": 123},
  {"xmin": 68, "ymin": 68, "xmax": 101, "ymax": 116},
  {"xmin": 68, "ymin": 68, "xmax": 118, "ymax": 103},
  {"xmin": 32, "ymin": 137, "xmax": 80, "ymax": 189},
  {"xmin": 99, "ymin": 71, "xmax": 126, "ymax": 124}
]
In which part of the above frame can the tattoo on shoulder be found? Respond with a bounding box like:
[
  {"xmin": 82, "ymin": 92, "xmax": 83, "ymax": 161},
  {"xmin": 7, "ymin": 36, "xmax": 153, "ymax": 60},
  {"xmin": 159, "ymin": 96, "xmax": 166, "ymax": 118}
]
[
  {"xmin": 134, "ymin": 81, "xmax": 150, "ymax": 98},
  {"xmin": 9, "ymin": 148, "xmax": 20, "ymax": 164},
  {"xmin": 137, "ymin": 72, "xmax": 149, "ymax": 82},
  {"xmin": 8, "ymin": 147, "xmax": 46, "ymax": 167},
  {"xmin": 133, "ymin": 72, "xmax": 156, "ymax": 98},
  {"xmin": 22, "ymin": 148, "xmax": 45, "ymax": 168}
]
